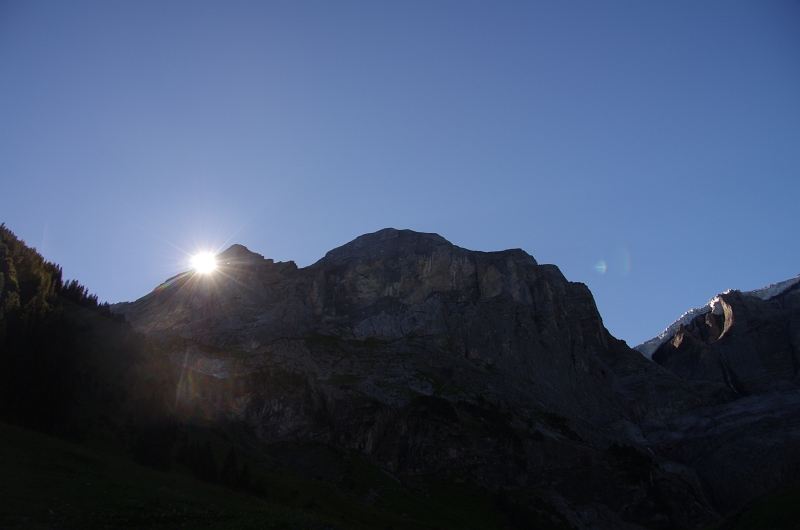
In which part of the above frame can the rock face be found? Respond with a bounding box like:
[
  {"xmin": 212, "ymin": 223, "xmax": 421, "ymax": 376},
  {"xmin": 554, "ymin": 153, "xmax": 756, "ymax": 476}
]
[
  {"xmin": 114, "ymin": 229, "xmax": 800, "ymax": 528},
  {"xmin": 635, "ymin": 279, "xmax": 800, "ymax": 513},
  {"xmin": 649, "ymin": 283, "xmax": 800, "ymax": 395},
  {"xmin": 641, "ymin": 390, "xmax": 800, "ymax": 515}
]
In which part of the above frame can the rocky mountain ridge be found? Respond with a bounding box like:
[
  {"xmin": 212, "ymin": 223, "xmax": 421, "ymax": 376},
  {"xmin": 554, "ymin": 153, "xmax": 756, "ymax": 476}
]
[
  {"xmin": 641, "ymin": 277, "xmax": 800, "ymax": 395},
  {"xmin": 636, "ymin": 275, "xmax": 800, "ymax": 360},
  {"xmin": 113, "ymin": 228, "xmax": 800, "ymax": 529}
]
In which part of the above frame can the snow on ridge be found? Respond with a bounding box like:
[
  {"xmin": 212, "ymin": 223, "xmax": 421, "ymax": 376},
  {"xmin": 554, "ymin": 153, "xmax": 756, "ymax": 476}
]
[
  {"xmin": 635, "ymin": 304, "xmax": 715, "ymax": 360},
  {"xmin": 635, "ymin": 274, "xmax": 800, "ymax": 361},
  {"xmin": 744, "ymin": 275, "xmax": 800, "ymax": 301}
]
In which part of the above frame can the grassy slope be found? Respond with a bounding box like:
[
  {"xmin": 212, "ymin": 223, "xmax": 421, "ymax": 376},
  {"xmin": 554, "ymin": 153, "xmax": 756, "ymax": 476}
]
[
  {"xmin": 0, "ymin": 422, "xmax": 331, "ymax": 529},
  {"xmin": 0, "ymin": 420, "xmax": 529, "ymax": 530}
]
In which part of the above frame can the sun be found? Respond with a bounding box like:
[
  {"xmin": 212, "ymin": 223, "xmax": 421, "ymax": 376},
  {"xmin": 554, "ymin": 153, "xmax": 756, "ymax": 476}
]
[{"xmin": 191, "ymin": 252, "xmax": 217, "ymax": 274}]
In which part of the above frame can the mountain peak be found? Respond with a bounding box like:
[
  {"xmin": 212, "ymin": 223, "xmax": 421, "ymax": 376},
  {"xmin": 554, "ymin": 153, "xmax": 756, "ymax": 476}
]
[
  {"xmin": 321, "ymin": 228, "xmax": 453, "ymax": 262},
  {"xmin": 217, "ymin": 244, "xmax": 264, "ymax": 261},
  {"xmin": 635, "ymin": 273, "xmax": 800, "ymax": 359},
  {"xmin": 104, "ymin": 227, "xmax": 800, "ymax": 526}
]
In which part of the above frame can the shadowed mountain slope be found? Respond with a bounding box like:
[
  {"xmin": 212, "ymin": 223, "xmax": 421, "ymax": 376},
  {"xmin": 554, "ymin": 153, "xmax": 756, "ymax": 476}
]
[{"xmin": 106, "ymin": 228, "xmax": 800, "ymax": 528}]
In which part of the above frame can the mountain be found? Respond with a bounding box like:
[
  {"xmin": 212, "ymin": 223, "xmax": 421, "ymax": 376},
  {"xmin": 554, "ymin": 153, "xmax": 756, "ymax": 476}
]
[
  {"xmin": 110, "ymin": 228, "xmax": 800, "ymax": 528},
  {"xmin": 631, "ymin": 275, "xmax": 800, "ymax": 516},
  {"xmin": 636, "ymin": 275, "xmax": 800, "ymax": 394},
  {"xmin": 4, "ymin": 224, "xmax": 798, "ymax": 528},
  {"xmin": 115, "ymin": 228, "xmax": 727, "ymax": 424}
]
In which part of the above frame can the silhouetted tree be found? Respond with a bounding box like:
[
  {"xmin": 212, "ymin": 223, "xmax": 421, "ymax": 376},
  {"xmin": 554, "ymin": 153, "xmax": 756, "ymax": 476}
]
[
  {"xmin": 0, "ymin": 225, "xmax": 76, "ymax": 435},
  {"xmin": 0, "ymin": 225, "xmax": 156, "ymax": 439}
]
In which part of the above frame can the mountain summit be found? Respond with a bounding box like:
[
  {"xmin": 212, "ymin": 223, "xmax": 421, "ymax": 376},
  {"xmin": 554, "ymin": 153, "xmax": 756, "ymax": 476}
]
[
  {"xmin": 113, "ymin": 229, "xmax": 800, "ymax": 529},
  {"xmin": 637, "ymin": 274, "xmax": 800, "ymax": 395}
]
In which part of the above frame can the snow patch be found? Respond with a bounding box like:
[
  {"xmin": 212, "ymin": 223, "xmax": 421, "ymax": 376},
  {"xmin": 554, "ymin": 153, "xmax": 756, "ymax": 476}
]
[
  {"xmin": 743, "ymin": 275, "xmax": 800, "ymax": 301},
  {"xmin": 635, "ymin": 274, "xmax": 800, "ymax": 360}
]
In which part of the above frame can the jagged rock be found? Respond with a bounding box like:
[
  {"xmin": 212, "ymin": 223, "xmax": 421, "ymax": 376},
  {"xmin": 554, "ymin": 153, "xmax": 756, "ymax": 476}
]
[
  {"xmin": 633, "ymin": 280, "xmax": 800, "ymax": 517},
  {"xmin": 113, "ymin": 228, "xmax": 798, "ymax": 529},
  {"xmin": 650, "ymin": 283, "xmax": 800, "ymax": 395},
  {"xmin": 116, "ymin": 229, "xmax": 726, "ymax": 424}
]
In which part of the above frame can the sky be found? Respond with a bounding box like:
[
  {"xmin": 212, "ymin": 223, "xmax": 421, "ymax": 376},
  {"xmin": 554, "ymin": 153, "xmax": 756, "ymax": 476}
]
[{"xmin": 1, "ymin": 1, "xmax": 798, "ymax": 347}]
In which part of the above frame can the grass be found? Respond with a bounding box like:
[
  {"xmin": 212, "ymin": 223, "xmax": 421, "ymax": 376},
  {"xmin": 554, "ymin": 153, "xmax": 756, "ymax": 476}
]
[
  {"xmin": 248, "ymin": 439, "xmax": 518, "ymax": 530},
  {"xmin": 0, "ymin": 421, "xmax": 538, "ymax": 530},
  {"xmin": 0, "ymin": 422, "xmax": 336, "ymax": 529}
]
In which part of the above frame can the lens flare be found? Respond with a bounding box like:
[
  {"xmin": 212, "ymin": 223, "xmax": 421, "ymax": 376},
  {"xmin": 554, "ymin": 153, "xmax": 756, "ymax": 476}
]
[
  {"xmin": 594, "ymin": 260, "xmax": 607, "ymax": 274},
  {"xmin": 191, "ymin": 253, "xmax": 217, "ymax": 274}
]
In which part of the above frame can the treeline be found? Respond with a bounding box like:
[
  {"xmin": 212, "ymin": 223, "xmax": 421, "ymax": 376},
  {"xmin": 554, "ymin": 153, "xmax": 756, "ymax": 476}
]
[
  {"xmin": 0, "ymin": 224, "xmax": 127, "ymax": 435},
  {"xmin": 176, "ymin": 440, "xmax": 266, "ymax": 497},
  {"xmin": 130, "ymin": 421, "xmax": 268, "ymax": 498},
  {"xmin": 0, "ymin": 224, "xmax": 124, "ymax": 338},
  {"xmin": 0, "ymin": 224, "xmax": 62, "ymax": 344},
  {"xmin": 61, "ymin": 278, "xmax": 125, "ymax": 322}
]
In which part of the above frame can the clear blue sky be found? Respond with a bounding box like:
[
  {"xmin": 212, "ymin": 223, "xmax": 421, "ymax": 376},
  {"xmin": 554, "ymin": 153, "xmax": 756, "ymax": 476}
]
[{"xmin": 2, "ymin": 1, "xmax": 798, "ymax": 347}]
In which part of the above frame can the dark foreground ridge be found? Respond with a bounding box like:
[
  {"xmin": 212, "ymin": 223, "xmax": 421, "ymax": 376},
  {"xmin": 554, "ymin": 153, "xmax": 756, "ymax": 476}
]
[{"xmin": 3, "ymin": 225, "xmax": 799, "ymax": 529}]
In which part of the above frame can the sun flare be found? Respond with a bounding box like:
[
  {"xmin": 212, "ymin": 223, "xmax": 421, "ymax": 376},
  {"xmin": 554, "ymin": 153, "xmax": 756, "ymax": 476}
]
[{"xmin": 191, "ymin": 252, "xmax": 217, "ymax": 274}]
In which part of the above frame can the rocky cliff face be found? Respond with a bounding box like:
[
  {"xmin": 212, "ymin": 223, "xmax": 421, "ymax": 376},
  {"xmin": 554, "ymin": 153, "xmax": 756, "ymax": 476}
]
[
  {"xmin": 114, "ymin": 229, "xmax": 800, "ymax": 528},
  {"xmin": 634, "ymin": 278, "xmax": 800, "ymax": 513},
  {"xmin": 649, "ymin": 282, "xmax": 800, "ymax": 395}
]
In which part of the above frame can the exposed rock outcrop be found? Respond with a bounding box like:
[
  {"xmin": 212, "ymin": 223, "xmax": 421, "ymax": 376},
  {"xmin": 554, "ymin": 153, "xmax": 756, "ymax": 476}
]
[
  {"xmin": 118, "ymin": 229, "xmax": 727, "ymax": 423},
  {"xmin": 648, "ymin": 282, "xmax": 800, "ymax": 395},
  {"xmin": 631, "ymin": 277, "xmax": 800, "ymax": 516},
  {"xmin": 113, "ymin": 228, "xmax": 799, "ymax": 528}
]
